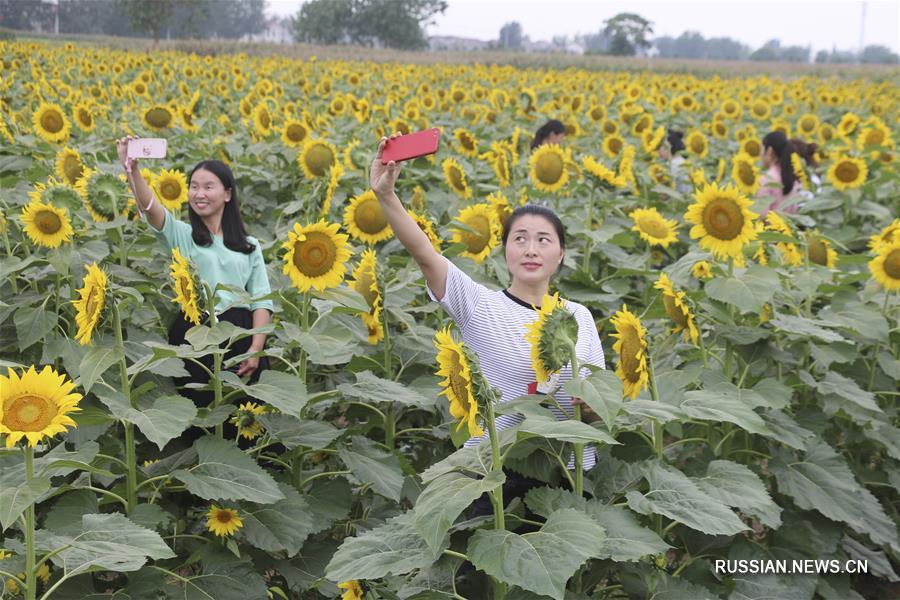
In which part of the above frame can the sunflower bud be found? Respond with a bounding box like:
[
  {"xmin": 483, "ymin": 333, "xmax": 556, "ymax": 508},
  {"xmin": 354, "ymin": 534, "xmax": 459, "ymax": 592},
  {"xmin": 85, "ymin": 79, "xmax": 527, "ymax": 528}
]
[{"xmin": 525, "ymin": 293, "xmax": 579, "ymax": 384}]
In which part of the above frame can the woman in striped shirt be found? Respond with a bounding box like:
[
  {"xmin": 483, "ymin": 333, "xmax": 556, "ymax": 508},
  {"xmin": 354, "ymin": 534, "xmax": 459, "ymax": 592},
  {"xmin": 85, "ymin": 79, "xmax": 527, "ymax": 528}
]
[{"xmin": 370, "ymin": 136, "xmax": 606, "ymax": 509}]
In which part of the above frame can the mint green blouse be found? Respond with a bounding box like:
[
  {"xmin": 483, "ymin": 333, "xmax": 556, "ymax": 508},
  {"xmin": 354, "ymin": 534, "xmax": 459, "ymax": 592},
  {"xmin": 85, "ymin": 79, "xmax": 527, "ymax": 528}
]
[{"xmin": 149, "ymin": 209, "xmax": 274, "ymax": 314}]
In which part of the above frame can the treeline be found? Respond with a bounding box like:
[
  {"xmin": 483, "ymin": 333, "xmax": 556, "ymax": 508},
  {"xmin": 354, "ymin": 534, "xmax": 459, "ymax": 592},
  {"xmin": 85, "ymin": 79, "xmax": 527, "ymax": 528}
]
[{"xmin": 0, "ymin": 0, "xmax": 266, "ymax": 42}]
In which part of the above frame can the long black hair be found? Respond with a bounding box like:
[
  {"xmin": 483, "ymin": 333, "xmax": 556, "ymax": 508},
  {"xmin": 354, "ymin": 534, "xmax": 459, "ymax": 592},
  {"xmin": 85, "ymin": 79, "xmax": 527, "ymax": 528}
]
[
  {"xmin": 187, "ymin": 160, "xmax": 255, "ymax": 254},
  {"xmin": 501, "ymin": 204, "xmax": 566, "ymax": 249},
  {"xmin": 666, "ymin": 129, "xmax": 685, "ymax": 155},
  {"xmin": 530, "ymin": 119, "xmax": 566, "ymax": 150},
  {"xmin": 762, "ymin": 131, "xmax": 796, "ymax": 195}
]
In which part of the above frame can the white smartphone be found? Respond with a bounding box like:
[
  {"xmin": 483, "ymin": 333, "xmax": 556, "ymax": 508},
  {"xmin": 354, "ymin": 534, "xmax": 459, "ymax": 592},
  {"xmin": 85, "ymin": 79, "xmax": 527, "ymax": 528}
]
[{"xmin": 127, "ymin": 138, "xmax": 167, "ymax": 159}]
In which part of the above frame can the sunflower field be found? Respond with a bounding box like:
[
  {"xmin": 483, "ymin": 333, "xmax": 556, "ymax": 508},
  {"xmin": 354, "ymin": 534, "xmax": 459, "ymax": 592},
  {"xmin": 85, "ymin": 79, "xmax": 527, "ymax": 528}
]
[{"xmin": 0, "ymin": 38, "xmax": 899, "ymax": 600}]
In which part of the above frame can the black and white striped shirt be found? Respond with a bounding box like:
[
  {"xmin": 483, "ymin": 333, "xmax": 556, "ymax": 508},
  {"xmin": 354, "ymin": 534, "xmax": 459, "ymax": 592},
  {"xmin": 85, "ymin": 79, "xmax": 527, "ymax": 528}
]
[{"xmin": 427, "ymin": 257, "xmax": 606, "ymax": 470}]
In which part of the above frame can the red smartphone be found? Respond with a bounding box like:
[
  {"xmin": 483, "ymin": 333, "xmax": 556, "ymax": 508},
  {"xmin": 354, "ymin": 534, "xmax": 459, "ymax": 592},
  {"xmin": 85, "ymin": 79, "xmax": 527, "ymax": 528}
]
[{"xmin": 381, "ymin": 128, "xmax": 441, "ymax": 164}]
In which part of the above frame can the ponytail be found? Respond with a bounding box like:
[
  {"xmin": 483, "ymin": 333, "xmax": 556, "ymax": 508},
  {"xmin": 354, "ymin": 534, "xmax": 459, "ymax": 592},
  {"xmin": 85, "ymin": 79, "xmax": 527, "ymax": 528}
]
[
  {"xmin": 531, "ymin": 119, "xmax": 566, "ymax": 150},
  {"xmin": 762, "ymin": 131, "xmax": 795, "ymax": 195}
]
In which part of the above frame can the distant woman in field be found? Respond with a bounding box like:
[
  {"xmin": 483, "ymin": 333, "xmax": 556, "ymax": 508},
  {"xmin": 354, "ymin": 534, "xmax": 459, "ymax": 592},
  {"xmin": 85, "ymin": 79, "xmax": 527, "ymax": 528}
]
[
  {"xmin": 658, "ymin": 129, "xmax": 691, "ymax": 193},
  {"xmin": 115, "ymin": 136, "xmax": 273, "ymax": 409},
  {"xmin": 757, "ymin": 131, "xmax": 803, "ymax": 217},
  {"xmin": 531, "ymin": 119, "xmax": 566, "ymax": 149}
]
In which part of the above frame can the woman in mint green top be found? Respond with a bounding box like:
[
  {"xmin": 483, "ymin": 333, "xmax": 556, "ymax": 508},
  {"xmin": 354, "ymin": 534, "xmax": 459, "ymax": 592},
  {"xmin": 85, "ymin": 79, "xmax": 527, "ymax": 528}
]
[{"xmin": 116, "ymin": 137, "xmax": 273, "ymax": 410}]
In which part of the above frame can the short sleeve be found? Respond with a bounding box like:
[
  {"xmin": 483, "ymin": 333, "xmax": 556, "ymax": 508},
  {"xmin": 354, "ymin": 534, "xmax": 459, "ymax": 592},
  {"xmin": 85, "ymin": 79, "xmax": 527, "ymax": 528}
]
[
  {"xmin": 425, "ymin": 257, "xmax": 488, "ymax": 329},
  {"xmin": 247, "ymin": 240, "xmax": 274, "ymax": 312},
  {"xmin": 148, "ymin": 208, "xmax": 192, "ymax": 251}
]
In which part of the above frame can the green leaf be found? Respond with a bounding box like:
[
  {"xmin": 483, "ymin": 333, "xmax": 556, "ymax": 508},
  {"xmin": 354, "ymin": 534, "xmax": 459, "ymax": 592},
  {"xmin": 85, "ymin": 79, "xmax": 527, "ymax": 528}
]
[
  {"xmin": 325, "ymin": 512, "xmax": 443, "ymax": 582},
  {"xmin": 564, "ymin": 368, "xmax": 623, "ymax": 432},
  {"xmin": 769, "ymin": 314, "xmax": 846, "ymax": 343},
  {"xmin": 679, "ymin": 389, "xmax": 771, "ymax": 436},
  {"xmin": 184, "ymin": 322, "xmax": 239, "ymax": 349},
  {"xmin": 258, "ymin": 413, "xmax": 342, "ymax": 450},
  {"xmin": 0, "ymin": 477, "xmax": 51, "ymax": 531},
  {"xmin": 692, "ymin": 460, "xmax": 781, "ymax": 528},
  {"xmin": 467, "ymin": 508, "xmax": 607, "ymax": 600},
  {"xmin": 295, "ymin": 319, "xmax": 361, "ymax": 365},
  {"xmin": 626, "ymin": 461, "xmax": 748, "ymax": 536},
  {"xmin": 523, "ymin": 487, "xmax": 669, "ymax": 562},
  {"xmin": 413, "ymin": 470, "xmax": 505, "ymax": 554},
  {"xmin": 96, "ymin": 390, "xmax": 197, "ymax": 450},
  {"xmin": 314, "ymin": 286, "xmax": 370, "ymax": 313},
  {"xmin": 178, "ymin": 552, "xmax": 268, "ymax": 599},
  {"xmin": 173, "ymin": 436, "xmax": 284, "ymax": 504},
  {"xmin": 339, "ymin": 436, "xmax": 404, "ymax": 501},
  {"xmin": 190, "ymin": 405, "xmax": 235, "ymax": 428},
  {"xmin": 519, "ymin": 414, "xmax": 619, "ymax": 445},
  {"xmin": 36, "ymin": 513, "xmax": 175, "ymax": 576},
  {"xmin": 818, "ymin": 303, "xmax": 889, "ymax": 343},
  {"xmin": 14, "ymin": 305, "xmax": 58, "ymax": 351},
  {"xmin": 233, "ymin": 370, "xmax": 309, "ymax": 418},
  {"xmin": 78, "ymin": 346, "xmax": 125, "ymax": 395},
  {"xmin": 842, "ymin": 535, "xmax": 899, "ymax": 582},
  {"xmin": 704, "ymin": 266, "xmax": 779, "ymax": 314},
  {"xmin": 620, "ymin": 399, "xmax": 685, "ymax": 423},
  {"xmin": 812, "ymin": 371, "xmax": 881, "ymax": 413},
  {"xmin": 43, "ymin": 490, "xmax": 99, "ymax": 535},
  {"xmin": 338, "ymin": 370, "xmax": 432, "ymax": 408},
  {"xmin": 771, "ymin": 440, "xmax": 899, "ymax": 554},
  {"xmin": 240, "ymin": 483, "xmax": 315, "ymax": 557},
  {"xmin": 760, "ymin": 410, "xmax": 816, "ymax": 450}
]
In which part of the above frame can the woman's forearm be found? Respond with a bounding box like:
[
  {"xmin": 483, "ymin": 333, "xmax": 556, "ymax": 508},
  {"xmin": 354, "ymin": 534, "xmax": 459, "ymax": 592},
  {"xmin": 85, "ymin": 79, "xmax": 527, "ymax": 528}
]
[{"xmin": 248, "ymin": 308, "xmax": 271, "ymax": 351}]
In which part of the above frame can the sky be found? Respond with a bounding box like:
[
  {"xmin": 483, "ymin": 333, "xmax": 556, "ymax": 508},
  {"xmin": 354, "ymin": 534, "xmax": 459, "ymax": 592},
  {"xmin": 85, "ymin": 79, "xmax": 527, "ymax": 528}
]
[{"xmin": 266, "ymin": 0, "xmax": 900, "ymax": 55}]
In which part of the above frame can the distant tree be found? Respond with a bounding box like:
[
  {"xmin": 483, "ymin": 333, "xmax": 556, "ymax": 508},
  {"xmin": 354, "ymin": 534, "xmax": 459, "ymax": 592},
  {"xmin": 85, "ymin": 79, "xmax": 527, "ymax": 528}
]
[
  {"xmin": 750, "ymin": 39, "xmax": 780, "ymax": 61},
  {"xmin": 706, "ymin": 36, "xmax": 750, "ymax": 60},
  {"xmin": 780, "ymin": 45, "xmax": 810, "ymax": 62},
  {"xmin": 293, "ymin": 0, "xmax": 353, "ymax": 45},
  {"xmin": 860, "ymin": 44, "xmax": 899, "ymax": 64},
  {"xmin": 602, "ymin": 12, "xmax": 653, "ymax": 56},
  {"xmin": 498, "ymin": 21, "xmax": 522, "ymax": 50},
  {"xmin": 577, "ymin": 30, "xmax": 609, "ymax": 54},
  {"xmin": 815, "ymin": 49, "xmax": 829, "ymax": 63},
  {"xmin": 120, "ymin": 0, "xmax": 177, "ymax": 42},
  {"xmin": 0, "ymin": 0, "xmax": 54, "ymax": 31}
]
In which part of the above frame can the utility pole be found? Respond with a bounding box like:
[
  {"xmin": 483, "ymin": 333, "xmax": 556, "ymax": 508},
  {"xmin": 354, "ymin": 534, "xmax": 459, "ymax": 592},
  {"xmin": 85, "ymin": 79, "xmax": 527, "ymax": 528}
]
[
  {"xmin": 54, "ymin": 0, "xmax": 59, "ymax": 35},
  {"xmin": 858, "ymin": 1, "xmax": 866, "ymax": 62}
]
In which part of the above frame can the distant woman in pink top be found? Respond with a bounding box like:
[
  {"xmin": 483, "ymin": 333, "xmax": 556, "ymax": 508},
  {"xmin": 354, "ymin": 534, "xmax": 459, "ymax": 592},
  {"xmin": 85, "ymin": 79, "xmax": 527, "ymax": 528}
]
[{"xmin": 757, "ymin": 131, "xmax": 802, "ymax": 218}]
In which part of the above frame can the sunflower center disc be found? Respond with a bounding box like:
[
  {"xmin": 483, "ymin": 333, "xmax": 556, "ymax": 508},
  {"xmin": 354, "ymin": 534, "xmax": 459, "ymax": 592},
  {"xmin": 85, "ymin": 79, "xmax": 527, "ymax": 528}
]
[
  {"xmin": 146, "ymin": 108, "xmax": 172, "ymax": 128},
  {"xmin": 536, "ymin": 153, "xmax": 564, "ymax": 184},
  {"xmin": 295, "ymin": 231, "xmax": 336, "ymax": 277},
  {"xmin": 78, "ymin": 109, "xmax": 93, "ymax": 127},
  {"xmin": 286, "ymin": 124, "xmax": 306, "ymax": 143},
  {"xmin": 836, "ymin": 162, "xmax": 859, "ymax": 183},
  {"xmin": 883, "ymin": 249, "xmax": 900, "ymax": 279},
  {"xmin": 620, "ymin": 328, "xmax": 642, "ymax": 383},
  {"xmin": 663, "ymin": 295, "xmax": 688, "ymax": 327},
  {"xmin": 64, "ymin": 157, "xmax": 83, "ymax": 183},
  {"xmin": 306, "ymin": 145, "xmax": 334, "ymax": 177},
  {"xmin": 703, "ymin": 197, "xmax": 744, "ymax": 241},
  {"xmin": 637, "ymin": 216, "xmax": 670, "ymax": 239},
  {"xmin": 5, "ymin": 395, "xmax": 57, "ymax": 431},
  {"xmin": 738, "ymin": 162, "xmax": 755, "ymax": 186},
  {"xmin": 807, "ymin": 239, "xmax": 828, "ymax": 265},
  {"xmin": 448, "ymin": 354, "xmax": 472, "ymax": 412},
  {"xmin": 161, "ymin": 182, "xmax": 180, "ymax": 200},
  {"xmin": 462, "ymin": 215, "xmax": 490, "ymax": 252},
  {"xmin": 448, "ymin": 166, "xmax": 464, "ymax": 190},
  {"xmin": 41, "ymin": 111, "xmax": 63, "ymax": 134},
  {"xmin": 35, "ymin": 210, "xmax": 62, "ymax": 234},
  {"xmin": 356, "ymin": 199, "xmax": 387, "ymax": 234}
]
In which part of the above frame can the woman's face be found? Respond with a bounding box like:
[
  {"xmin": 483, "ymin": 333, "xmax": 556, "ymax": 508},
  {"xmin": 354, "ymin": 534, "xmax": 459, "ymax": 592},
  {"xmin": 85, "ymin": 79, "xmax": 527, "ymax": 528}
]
[
  {"xmin": 504, "ymin": 214, "xmax": 564, "ymax": 287},
  {"xmin": 189, "ymin": 168, "xmax": 231, "ymax": 218},
  {"xmin": 761, "ymin": 146, "xmax": 776, "ymax": 169},
  {"xmin": 545, "ymin": 131, "xmax": 566, "ymax": 145}
]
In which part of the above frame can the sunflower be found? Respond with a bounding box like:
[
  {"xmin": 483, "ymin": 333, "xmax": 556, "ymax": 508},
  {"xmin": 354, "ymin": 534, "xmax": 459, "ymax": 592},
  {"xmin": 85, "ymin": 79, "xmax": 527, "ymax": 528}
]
[
  {"xmin": 251, "ymin": 103, "xmax": 273, "ymax": 137},
  {"xmin": 583, "ymin": 155, "xmax": 625, "ymax": 188},
  {"xmin": 797, "ymin": 113, "xmax": 819, "ymax": 136},
  {"xmin": 407, "ymin": 209, "xmax": 441, "ymax": 253},
  {"xmin": 451, "ymin": 203, "xmax": 498, "ymax": 264},
  {"xmin": 338, "ymin": 580, "xmax": 364, "ymax": 600},
  {"xmin": 142, "ymin": 104, "xmax": 175, "ymax": 131},
  {"xmin": 72, "ymin": 262, "xmax": 107, "ymax": 346},
  {"xmin": 629, "ymin": 208, "xmax": 679, "ymax": 248},
  {"xmin": 433, "ymin": 327, "xmax": 484, "ymax": 437},
  {"xmin": 230, "ymin": 402, "xmax": 267, "ymax": 440},
  {"xmin": 454, "ymin": 128, "xmax": 478, "ymax": 157},
  {"xmin": 805, "ymin": 232, "xmax": 837, "ymax": 269},
  {"xmin": 642, "ymin": 126, "xmax": 665, "ymax": 154},
  {"xmin": 617, "ymin": 145, "xmax": 638, "ymax": 190},
  {"xmin": 350, "ymin": 249, "xmax": 383, "ymax": 345},
  {"xmin": 170, "ymin": 248, "xmax": 203, "ymax": 325},
  {"xmin": 0, "ymin": 112, "xmax": 13, "ymax": 144},
  {"xmin": 529, "ymin": 143, "xmax": 569, "ymax": 193},
  {"xmin": 764, "ymin": 212, "xmax": 803, "ymax": 266},
  {"xmin": 321, "ymin": 163, "xmax": 344, "ymax": 216},
  {"xmin": 648, "ymin": 163, "xmax": 671, "ymax": 187},
  {"xmin": 20, "ymin": 200, "xmax": 74, "ymax": 248},
  {"xmin": 343, "ymin": 139, "xmax": 362, "ymax": 170},
  {"xmin": 154, "ymin": 168, "xmax": 188, "ymax": 211},
  {"xmin": 749, "ymin": 99, "xmax": 771, "ymax": 120},
  {"xmin": 299, "ymin": 138, "xmax": 338, "ymax": 179},
  {"xmin": 54, "ymin": 146, "xmax": 85, "ymax": 186},
  {"xmin": 827, "ymin": 155, "xmax": 867, "ymax": 190},
  {"xmin": 868, "ymin": 219, "xmax": 900, "ymax": 251},
  {"xmin": 343, "ymin": 190, "xmax": 393, "ymax": 244},
  {"xmin": 740, "ymin": 137, "xmax": 762, "ymax": 159},
  {"xmin": 691, "ymin": 260, "xmax": 713, "ymax": 279},
  {"xmin": 857, "ymin": 123, "xmax": 892, "ymax": 150},
  {"xmin": 731, "ymin": 152, "xmax": 760, "ymax": 195},
  {"xmin": 654, "ymin": 274, "xmax": 699, "ymax": 344},
  {"xmin": 491, "ymin": 149, "xmax": 512, "ymax": 188},
  {"xmin": 524, "ymin": 292, "xmax": 579, "ymax": 383},
  {"xmin": 868, "ymin": 240, "xmax": 900, "ymax": 291},
  {"xmin": 78, "ymin": 168, "xmax": 130, "ymax": 222},
  {"xmin": 32, "ymin": 102, "xmax": 71, "ymax": 143},
  {"xmin": 790, "ymin": 153, "xmax": 809, "ymax": 189},
  {"xmin": 205, "ymin": 506, "xmax": 243, "ymax": 537},
  {"xmin": 609, "ymin": 306, "xmax": 649, "ymax": 400},
  {"xmin": 487, "ymin": 191, "xmax": 513, "ymax": 228},
  {"xmin": 0, "ymin": 365, "xmax": 82, "ymax": 448},
  {"xmin": 72, "ymin": 102, "xmax": 95, "ymax": 132},
  {"xmin": 685, "ymin": 131, "xmax": 709, "ymax": 158},
  {"xmin": 684, "ymin": 182, "xmax": 758, "ymax": 261},
  {"xmin": 437, "ymin": 157, "xmax": 469, "ymax": 199},
  {"xmin": 282, "ymin": 219, "xmax": 352, "ymax": 292},
  {"xmin": 837, "ymin": 112, "xmax": 859, "ymax": 138},
  {"xmin": 602, "ymin": 134, "xmax": 625, "ymax": 159},
  {"xmin": 281, "ymin": 119, "xmax": 308, "ymax": 148}
]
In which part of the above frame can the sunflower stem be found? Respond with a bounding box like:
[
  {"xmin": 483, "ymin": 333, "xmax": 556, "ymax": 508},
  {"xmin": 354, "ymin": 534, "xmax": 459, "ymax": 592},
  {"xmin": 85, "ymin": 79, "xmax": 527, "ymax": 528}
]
[
  {"xmin": 483, "ymin": 387, "xmax": 505, "ymax": 534},
  {"xmin": 647, "ymin": 355, "xmax": 664, "ymax": 462},
  {"xmin": 201, "ymin": 283, "xmax": 226, "ymax": 439},
  {"xmin": 567, "ymin": 343, "xmax": 584, "ymax": 497},
  {"xmin": 24, "ymin": 446, "xmax": 36, "ymax": 600},
  {"xmin": 1, "ymin": 225, "xmax": 17, "ymax": 293},
  {"xmin": 112, "ymin": 299, "xmax": 138, "ymax": 514},
  {"xmin": 298, "ymin": 293, "xmax": 310, "ymax": 383},
  {"xmin": 581, "ymin": 185, "xmax": 595, "ymax": 273}
]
